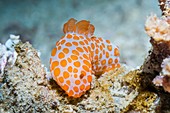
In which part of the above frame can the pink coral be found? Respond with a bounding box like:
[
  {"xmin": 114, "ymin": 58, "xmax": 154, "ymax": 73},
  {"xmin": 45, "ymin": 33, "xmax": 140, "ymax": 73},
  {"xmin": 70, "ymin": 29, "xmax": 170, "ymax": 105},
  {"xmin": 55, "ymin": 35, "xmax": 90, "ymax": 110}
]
[
  {"xmin": 145, "ymin": 14, "xmax": 170, "ymax": 42},
  {"xmin": 152, "ymin": 57, "xmax": 170, "ymax": 92}
]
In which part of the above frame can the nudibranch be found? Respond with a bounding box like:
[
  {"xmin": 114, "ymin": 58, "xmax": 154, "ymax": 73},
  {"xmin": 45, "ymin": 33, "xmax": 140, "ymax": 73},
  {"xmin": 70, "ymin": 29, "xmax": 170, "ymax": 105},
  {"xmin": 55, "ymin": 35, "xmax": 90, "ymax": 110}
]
[{"xmin": 50, "ymin": 18, "xmax": 120, "ymax": 98}]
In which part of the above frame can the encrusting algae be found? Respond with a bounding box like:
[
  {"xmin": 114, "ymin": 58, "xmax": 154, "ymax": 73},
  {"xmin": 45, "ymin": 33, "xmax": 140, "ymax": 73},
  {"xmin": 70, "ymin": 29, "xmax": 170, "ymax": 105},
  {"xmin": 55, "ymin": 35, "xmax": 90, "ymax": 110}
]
[{"xmin": 1, "ymin": 0, "xmax": 170, "ymax": 112}]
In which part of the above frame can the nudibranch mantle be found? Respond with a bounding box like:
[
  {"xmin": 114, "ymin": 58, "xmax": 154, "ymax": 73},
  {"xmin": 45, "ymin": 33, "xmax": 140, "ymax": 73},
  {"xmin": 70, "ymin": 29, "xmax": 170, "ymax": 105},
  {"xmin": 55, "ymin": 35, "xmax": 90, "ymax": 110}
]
[{"xmin": 50, "ymin": 18, "xmax": 120, "ymax": 98}]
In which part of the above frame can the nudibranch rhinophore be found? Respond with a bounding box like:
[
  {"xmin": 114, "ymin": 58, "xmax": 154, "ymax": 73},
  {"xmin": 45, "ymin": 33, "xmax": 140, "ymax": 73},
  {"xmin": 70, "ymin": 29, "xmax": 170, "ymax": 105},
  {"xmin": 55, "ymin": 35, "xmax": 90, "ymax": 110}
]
[{"xmin": 50, "ymin": 18, "xmax": 120, "ymax": 98}]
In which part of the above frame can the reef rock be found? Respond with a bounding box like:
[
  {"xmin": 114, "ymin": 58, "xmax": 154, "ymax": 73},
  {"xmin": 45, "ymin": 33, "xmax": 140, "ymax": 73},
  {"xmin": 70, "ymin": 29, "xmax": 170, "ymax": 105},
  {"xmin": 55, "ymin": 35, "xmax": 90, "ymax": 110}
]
[{"xmin": 0, "ymin": 36, "xmax": 158, "ymax": 112}]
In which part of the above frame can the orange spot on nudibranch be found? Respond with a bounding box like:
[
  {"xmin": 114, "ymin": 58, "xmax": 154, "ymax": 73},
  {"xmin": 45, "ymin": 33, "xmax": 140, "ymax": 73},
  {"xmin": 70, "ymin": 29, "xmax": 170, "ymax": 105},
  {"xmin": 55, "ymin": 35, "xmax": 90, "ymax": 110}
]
[
  {"xmin": 73, "ymin": 35, "xmax": 79, "ymax": 40},
  {"xmin": 67, "ymin": 58, "xmax": 72, "ymax": 63},
  {"xmin": 62, "ymin": 84, "xmax": 69, "ymax": 91},
  {"xmin": 106, "ymin": 52, "xmax": 109, "ymax": 58},
  {"xmin": 54, "ymin": 68, "xmax": 60, "ymax": 76},
  {"xmin": 95, "ymin": 39, "xmax": 100, "ymax": 43},
  {"xmin": 99, "ymin": 37, "xmax": 103, "ymax": 42},
  {"xmin": 102, "ymin": 43, "xmax": 105, "ymax": 48},
  {"xmin": 67, "ymin": 34, "xmax": 72, "ymax": 39},
  {"xmin": 58, "ymin": 46, "xmax": 61, "ymax": 50},
  {"xmin": 107, "ymin": 45, "xmax": 112, "ymax": 51},
  {"xmin": 111, "ymin": 64, "xmax": 115, "ymax": 69},
  {"xmin": 80, "ymin": 84, "xmax": 85, "ymax": 90},
  {"xmin": 83, "ymin": 60, "xmax": 91, "ymax": 66},
  {"xmin": 76, "ymin": 47, "xmax": 84, "ymax": 52},
  {"xmin": 114, "ymin": 58, "xmax": 119, "ymax": 63},
  {"xmin": 94, "ymin": 55, "xmax": 98, "ymax": 61},
  {"xmin": 61, "ymin": 40, "xmax": 66, "ymax": 45},
  {"xmin": 103, "ymin": 50, "xmax": 106, "ymax": 55},
  {"xmin": 74, "ymin": 94, "xmax": 80, "ymax": 98},
  {"xmin": 116, "ymin": 64, "xmax": 121, "ymax": 68},
  {"xmin": 68, "ymin": 66, "xmax": 72, "ymax": 72},
  {"xmin": 102, "ymin": 66, "xmax": 107, "ymax": 71},
  {"xmin": 73, "ymin": 86, "xmax": 79, "ymax": 92},
  {"xmin": 65, "ymin": 42, "xmax": 72, "ymax": 47},
  {"xmin": 68, "ymin": 90, "xmax": 74, "ymax": 96},
  {"xmin": 79, "ymin": 41, "xmax": 85, "ymax": 45},
  {"xmin": 95, "ymin": 49, "xmax": 99, "ymax": 54},
  {"xmin": 108, "ymin": 58, "xmax": 113, "ymax": 64},
  {"xmin": 80, "ymin": 71, "xmax": 86, "ymax": 78},
  {"xmin": 72, "ymin": 50, "xmax": 79, "ymax": 55},
  {"xmin": 91, "ymin": 43, "xmax": 95, "ymax": 50},
  {"xmin": 83, "ymin": 47, "xmax": 88, "ymax": 53},
  {"xmin": 58, "ymin": 52, "xmax": 65, "ymax": 59},
  {"xmin": 87, "ymin": 46, "xmax": 91, "ymax": 52},
  {"xmin": 66, "ymin": 80, "xmax": 71, "ymax": 85},
  {"xmin": 85, "ymin": 85, "xmax": 90, "ymax": 90},
  {"xmin": 84, "ymin": 40, "xmax": 88, "ymax": 45},
  {"xmin": 51, "ymin": 48, "xmax": 57, "ymax": 56},
  {"xmin": 83, "ymin": 54, "xmax": 89, "ymax": 60},
  {"xmin": 83, "ymin": 65, "xmax": 89, "ymax": 72},
  {"xmin": 83, "ymin": 79, "xmax": 87, "ymax": 84},
  {"xmin": 74, "ymin": 74, "xmax": 78, "ymax": 78},
  {"xmin": 114, "ymin": 48, "xmax": 120, "ymax": 56},
  {"xmin": 87, "ymin": 75, "xmax": 92, "ymax": 82},
  {"xmin": 60, "ymin": 59, "xmax": 67, "ymax": 67},
  {"xmin": 87, "ymin": 37, "xmax": 91, "ymax": 42},
  {"xmin": 75, "ymin": 80, "xmax": 80, "ymax": 85},
  {"xmin": 101, "ymin": 59, "xmax": 106, "ymax": 65},
  {"xmin": 79, "ymin": 36, "xmax": 84, "ymax": 39},
  {"xmin": 51, "ymin": 61, "xmax": 59, "ymax": 70},
  {"xmin": 73, "ymin": 68, "xmax": 78, "ymax": 73},
  {"xmin": 56, "ymin": 41, "xmax": 60, "ymax": 46},
  {"xmin": 59, "ymin": 76, "xmax": 64, "ymax": 83},
  {"xmin": 100, "ymin": 45, "xmax": 103, "ymax": 50},
  {"xmin": 106, "ymin": 40, "xmax": 111, "ymax": 44},
  {"xmin": 57, "ymin": 46, "xmax": 61, "ymax": 50},
  {"xmin": 99, "ymin": 53, "xmax": 102, "ymax": 59},
  {"xmin": 63, "ymin": 48, "xmax": 69, "ymax": 54},
  {"xmin": 63, "ymin": 71, "xmax": 70, "ymax": 79},
  {"xmin": 72, "ymin": 41, "xmax": 78, "ymax": 46},
  {"xmin": 50, "ymin": 58, "xmax": 52, "ymax": 64},
  {"xmin": 74, "ymin": 61, "xmax": 81, "ymax": 67},
  {"xmin": 71, "ymin": 55, "xmax": 78, "ymax": 60}
]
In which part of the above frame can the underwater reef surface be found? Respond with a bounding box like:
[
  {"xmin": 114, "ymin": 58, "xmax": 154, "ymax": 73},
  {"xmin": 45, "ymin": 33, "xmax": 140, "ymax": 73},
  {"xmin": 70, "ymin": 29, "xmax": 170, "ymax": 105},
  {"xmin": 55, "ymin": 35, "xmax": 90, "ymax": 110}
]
[
  {"xmin": 0, "ymin": 38, "xmax": 158, "ymax": 112},
  {"xmin": 0, "ymin": 0, "xmax": 170, "ymax": 113}
]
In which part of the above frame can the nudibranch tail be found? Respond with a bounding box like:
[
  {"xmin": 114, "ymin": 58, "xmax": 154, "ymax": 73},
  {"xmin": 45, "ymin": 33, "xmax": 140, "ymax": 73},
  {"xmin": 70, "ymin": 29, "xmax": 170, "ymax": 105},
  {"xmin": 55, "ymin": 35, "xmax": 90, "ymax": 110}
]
[{"xmin": 50, "ymin": 18, "xmax": 120, "ymax": 98}]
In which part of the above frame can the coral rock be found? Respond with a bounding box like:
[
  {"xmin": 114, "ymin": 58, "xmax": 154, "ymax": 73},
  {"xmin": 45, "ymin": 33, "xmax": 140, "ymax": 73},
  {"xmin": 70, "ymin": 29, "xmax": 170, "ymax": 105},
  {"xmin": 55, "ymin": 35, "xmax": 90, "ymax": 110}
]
[{"xmin": 143, "ymin": 14, "xmax": 170, "ymax": 75}]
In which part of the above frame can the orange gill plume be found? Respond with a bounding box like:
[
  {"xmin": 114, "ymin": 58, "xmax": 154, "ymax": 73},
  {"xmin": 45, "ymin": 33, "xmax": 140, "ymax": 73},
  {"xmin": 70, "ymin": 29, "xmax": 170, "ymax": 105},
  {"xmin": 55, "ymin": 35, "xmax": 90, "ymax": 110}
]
[{"xmin": 63, "ymin": 18, "xmax": 95, "ymax": 37}]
